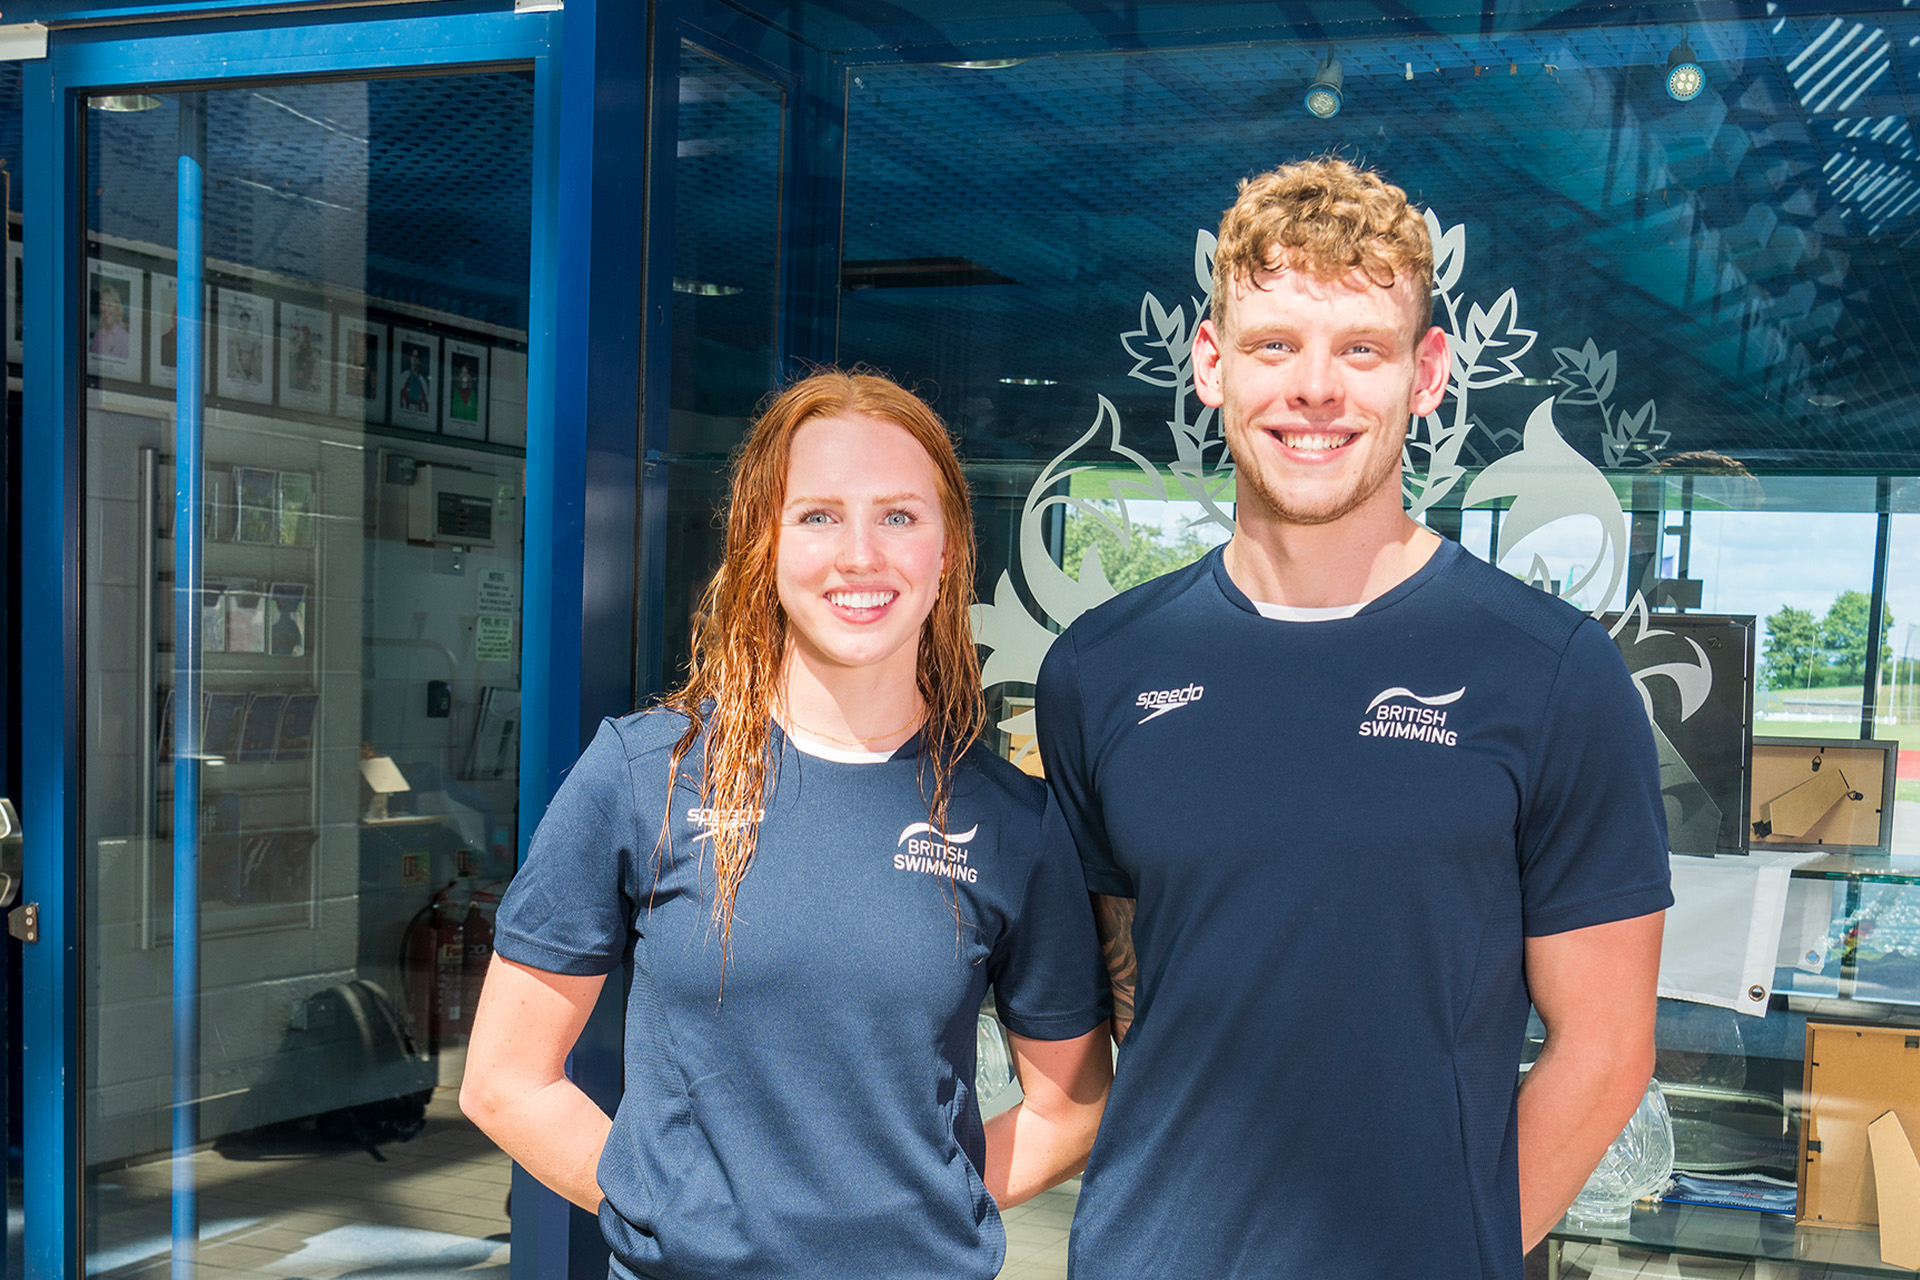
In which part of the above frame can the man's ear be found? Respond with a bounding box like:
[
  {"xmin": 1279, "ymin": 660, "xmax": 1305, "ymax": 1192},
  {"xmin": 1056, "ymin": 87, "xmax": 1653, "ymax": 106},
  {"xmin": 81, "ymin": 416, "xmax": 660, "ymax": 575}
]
[
  {"xmin": 1193, "ymin": 317, "xmax": 1227, "ymax": 409},
  {"xmin": 1409, "ymin": 325, "xmax": 1450, "ymax": 418}
]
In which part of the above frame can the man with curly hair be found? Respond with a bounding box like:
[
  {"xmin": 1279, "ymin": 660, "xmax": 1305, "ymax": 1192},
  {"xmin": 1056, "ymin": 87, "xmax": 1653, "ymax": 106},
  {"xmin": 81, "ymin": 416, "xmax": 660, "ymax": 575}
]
[{"xmin": 1036, "ymin": 156, "xmax": 1671, "ymax": 1278}]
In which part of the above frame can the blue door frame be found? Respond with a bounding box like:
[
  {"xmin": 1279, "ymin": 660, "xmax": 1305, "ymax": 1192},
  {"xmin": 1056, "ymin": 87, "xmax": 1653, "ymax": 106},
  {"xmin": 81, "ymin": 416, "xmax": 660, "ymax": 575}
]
[{"xmin": 15, "ymin": 6, "xmax": 644, "ymax": 1278}]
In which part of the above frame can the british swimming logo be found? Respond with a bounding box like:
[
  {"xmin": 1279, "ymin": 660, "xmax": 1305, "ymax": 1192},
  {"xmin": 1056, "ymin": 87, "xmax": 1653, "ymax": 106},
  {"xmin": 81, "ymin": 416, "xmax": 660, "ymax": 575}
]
[
  {"xmin": 1357, "ymin": 686, "xmax": 1466, "ymax": 747},
  {"xmin": 1135, "ymin": 683, "xmax": 1204, "ymax": 723},
  {"xmin": 895, "ymin": 822, "xmax": 980, "ymax": 883},
  {"xmin": 687, "ymin": 807, "xmax": 764, "ymax": 842}
]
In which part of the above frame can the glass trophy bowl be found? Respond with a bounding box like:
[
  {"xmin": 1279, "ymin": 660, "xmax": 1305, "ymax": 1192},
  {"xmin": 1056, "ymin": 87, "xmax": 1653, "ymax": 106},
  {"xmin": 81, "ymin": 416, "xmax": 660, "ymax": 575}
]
[{"xmin": 1567, "ymin": 1079, "xmax": 1676, "ymax": 1227}]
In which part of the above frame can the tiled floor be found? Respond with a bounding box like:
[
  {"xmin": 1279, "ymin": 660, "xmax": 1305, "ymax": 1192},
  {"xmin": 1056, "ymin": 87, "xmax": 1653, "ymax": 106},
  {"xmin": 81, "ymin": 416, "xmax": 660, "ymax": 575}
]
[
  {"xmin": 999, "ymin": 1180, "xmax": 1079, "ymax": 1278},
  {"xmin": 86, "ymin": 1087, "xmax": 510, "ymax": 1278}
]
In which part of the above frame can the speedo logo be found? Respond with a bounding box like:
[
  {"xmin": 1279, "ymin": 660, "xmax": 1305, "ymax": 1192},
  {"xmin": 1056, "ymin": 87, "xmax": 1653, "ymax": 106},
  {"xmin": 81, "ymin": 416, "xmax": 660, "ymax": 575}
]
[
  {"xmin": 688, "ymin": 807, "xmax": 764, "ymax": 842},
  {"xmin": 1135, "ymin": 683, "xmax": 1204, "ymax": 723},
  {"xmin": 1357, "ymin": 686, "xmax": 1465, "ymax": 747},
  {"xmin": 895, "ymin": 822, "xmax": 980, "ymax": 883}
]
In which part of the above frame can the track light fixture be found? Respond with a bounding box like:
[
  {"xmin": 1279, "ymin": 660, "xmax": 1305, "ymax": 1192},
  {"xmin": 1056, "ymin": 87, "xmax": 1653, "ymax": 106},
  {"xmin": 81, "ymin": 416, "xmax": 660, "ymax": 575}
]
[
  {"xmin": 1304, "ymin": 52, "xmax": 1344, "ymax": 119},
  {"xmin": 1665, "ymin": 38, "xmax": 1705, "ymax": 101}
]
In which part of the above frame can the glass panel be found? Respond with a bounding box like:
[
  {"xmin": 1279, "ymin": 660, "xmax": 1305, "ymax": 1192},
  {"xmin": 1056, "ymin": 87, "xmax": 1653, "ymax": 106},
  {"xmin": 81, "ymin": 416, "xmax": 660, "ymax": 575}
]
[
  {"xmin": 81, "ymin": 72, "xmax": 531, "ymax": 1276},
  {"xmin": 661, "ymin": 46, "xmax": 783, "ymax": 683},
  {"xmin": 815, "ymin": 9, "xmax": 1920, "ymax": 1276},
  {"xmin": 1, "ymin": 53, "xmax": 21, "ymax": 1280}
]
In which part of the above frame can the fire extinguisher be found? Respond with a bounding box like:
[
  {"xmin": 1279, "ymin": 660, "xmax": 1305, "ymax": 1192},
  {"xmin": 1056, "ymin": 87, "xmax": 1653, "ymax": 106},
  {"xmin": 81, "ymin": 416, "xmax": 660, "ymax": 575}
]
[
  {"xmin": 402, "ymin": 884, "xmax": 465, "ymax": 1053},
  {"xmin": 462, "ymin": 886, "xmax": 497, "ymax": 1031}
]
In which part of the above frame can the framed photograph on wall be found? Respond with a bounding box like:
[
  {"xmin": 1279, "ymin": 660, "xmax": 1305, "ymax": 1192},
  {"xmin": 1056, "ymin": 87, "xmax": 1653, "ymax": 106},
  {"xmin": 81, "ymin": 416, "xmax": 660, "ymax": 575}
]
[
  {"xmin": 86, "ymin": 258, "xmax": 144, "ymax": 382},
  {"xmin": 442, "ymin": 338, "xmax": 489, "ymax": 440},
  {"xmin": 336, "ymin": 316, "xmax": 386, "ymax": 423},
  {"xmin": 6, "ymin": 239, "xmax": 20, "ymax": 366},
  {"xmin": 149, "ymin": 274, "xmax": 179, "ymax": 390},
  {"xmin": 278, "ymin": 303, "xmax": 331, "ymax": 413},
  {"xmin": 215, "ymin": 287, "xmax": 274, "ymax": 404},
  {"xmin": 390, "ymin": 327, "xmax": 438, "ymax": 431}
]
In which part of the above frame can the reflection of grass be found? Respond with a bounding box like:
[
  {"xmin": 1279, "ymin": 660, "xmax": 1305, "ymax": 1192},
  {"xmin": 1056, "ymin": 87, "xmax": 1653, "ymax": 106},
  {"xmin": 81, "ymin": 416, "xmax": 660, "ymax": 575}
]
[{"xmin": 1899, "ymin": 781, "xmax": 1920, "ymax": 803}]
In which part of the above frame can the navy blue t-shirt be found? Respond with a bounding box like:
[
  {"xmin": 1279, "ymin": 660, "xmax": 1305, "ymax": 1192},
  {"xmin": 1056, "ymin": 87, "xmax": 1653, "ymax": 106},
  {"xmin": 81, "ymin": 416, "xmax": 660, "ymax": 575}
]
[
  {"xmin": 1036, "ymin": 540, "xmax": 1673, "ymax": 1280},
  {"xmin": 494, "ymin": 710, "xmax": 1108, "ymax": 1280}
]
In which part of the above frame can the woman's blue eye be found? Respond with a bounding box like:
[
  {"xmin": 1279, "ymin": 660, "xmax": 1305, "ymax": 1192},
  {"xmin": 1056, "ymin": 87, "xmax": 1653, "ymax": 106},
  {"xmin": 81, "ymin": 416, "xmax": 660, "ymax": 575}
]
[
  {"xmin": 883, "ymin": 511, "xmax": 914, "ymax": 526},
  {"xmin": 799, "ymin": 510, "xmax": 833, "ymax": 525}
]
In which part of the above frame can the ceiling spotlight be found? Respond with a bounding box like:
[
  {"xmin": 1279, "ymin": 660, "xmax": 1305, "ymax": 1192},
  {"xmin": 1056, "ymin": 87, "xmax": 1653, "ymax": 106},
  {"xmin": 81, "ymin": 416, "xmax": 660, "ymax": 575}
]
[
  {"xmin": 1665, "ymin": 39, "xmax": 1705, "ymax": 101},
  {"xmin": 1304, "ymin": 55, "xmax": 1344, "ymax": 119}
]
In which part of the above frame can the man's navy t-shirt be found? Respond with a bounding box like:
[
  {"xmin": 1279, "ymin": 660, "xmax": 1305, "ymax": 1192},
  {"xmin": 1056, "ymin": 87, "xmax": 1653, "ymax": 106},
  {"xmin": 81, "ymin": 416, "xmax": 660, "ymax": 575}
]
[
  {"xmin": 494, "ymin": 711, "xmax": 1108, "ymax": 1280},
  {"xmin": 1036, "ymin": 540, "xmax": 1672, "ymax": 1280}
]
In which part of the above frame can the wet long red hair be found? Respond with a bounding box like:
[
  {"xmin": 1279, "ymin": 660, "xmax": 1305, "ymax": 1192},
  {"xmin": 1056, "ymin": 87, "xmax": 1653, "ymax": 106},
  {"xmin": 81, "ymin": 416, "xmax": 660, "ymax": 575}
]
[{"xmin": 658, "ymin": 370, "xmax": 983, "ymax": 962}]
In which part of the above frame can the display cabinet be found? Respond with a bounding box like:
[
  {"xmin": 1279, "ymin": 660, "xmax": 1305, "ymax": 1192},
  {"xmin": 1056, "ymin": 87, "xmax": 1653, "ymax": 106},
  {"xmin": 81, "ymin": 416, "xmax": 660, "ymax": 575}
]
[{"xmin": 1548, "ymin": 854, "xmax": 1920, "ymax": 1277}]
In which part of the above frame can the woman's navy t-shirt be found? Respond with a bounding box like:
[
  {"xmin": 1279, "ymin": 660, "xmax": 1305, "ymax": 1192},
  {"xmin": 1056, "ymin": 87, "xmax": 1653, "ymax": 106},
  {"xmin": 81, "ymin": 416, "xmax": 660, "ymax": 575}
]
[{"xmin": 494, "ymin": 710, "xmax": 1109, "ymax": 1280}]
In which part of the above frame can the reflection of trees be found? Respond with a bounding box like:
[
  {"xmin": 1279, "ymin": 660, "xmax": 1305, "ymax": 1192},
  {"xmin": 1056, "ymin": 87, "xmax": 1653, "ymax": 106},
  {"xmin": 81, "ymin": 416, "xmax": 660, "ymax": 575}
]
[
  {"xmin": 1762, "ymin": 591, "xmax": 1892, "ymax": 689},
  {"xmin": 1062, "ymin": 501, "xmax": 1216, "ymax": 595}
]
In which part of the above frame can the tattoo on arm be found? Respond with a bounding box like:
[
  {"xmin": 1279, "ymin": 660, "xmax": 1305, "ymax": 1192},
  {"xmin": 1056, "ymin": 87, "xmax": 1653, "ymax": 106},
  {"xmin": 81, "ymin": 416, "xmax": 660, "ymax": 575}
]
[{"xmin": 1092, "ymin": 894, "xmax": 1138, "ymax": 1045}]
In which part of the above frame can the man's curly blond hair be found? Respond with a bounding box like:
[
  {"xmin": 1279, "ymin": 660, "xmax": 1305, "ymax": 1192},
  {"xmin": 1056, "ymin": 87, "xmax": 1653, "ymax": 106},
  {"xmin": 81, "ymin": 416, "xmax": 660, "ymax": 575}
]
[{"xmin": 1211, "ymin": 156, "xmax": 1433, "ymax": 332}]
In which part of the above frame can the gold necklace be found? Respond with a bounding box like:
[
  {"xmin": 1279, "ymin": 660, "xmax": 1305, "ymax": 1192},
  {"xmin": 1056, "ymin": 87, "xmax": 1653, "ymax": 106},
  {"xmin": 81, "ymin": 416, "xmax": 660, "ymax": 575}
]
[{"xmin": 778, "ymin": 704, "xmax": 925, "ymax": 747}]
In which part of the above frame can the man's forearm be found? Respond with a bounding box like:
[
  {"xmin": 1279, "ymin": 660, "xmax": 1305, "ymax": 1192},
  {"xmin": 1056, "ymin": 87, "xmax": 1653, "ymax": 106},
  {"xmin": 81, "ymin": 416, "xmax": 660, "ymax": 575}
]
[{"xmin": 1514, "ymin": 1035, "xmax": 1655, "ymax": 1249}]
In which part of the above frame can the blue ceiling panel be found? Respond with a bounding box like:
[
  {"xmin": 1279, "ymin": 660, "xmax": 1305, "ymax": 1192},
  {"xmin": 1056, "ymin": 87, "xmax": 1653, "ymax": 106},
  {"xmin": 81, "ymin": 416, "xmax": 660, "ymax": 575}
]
[{"xmin": 834, "ymin": 10, "xmax": 1920, "ymax": 471}]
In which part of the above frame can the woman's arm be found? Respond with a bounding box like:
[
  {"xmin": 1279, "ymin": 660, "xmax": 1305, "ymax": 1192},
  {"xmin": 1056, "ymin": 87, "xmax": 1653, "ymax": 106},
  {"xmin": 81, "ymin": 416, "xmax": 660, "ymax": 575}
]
[
  {"xmin": 460, "ymin": 953, "xmax": 613, "ymax": 1212},
  {"xmin": 982, "ymin": 1026, "xmax": 1113, "ymax": 1208}
]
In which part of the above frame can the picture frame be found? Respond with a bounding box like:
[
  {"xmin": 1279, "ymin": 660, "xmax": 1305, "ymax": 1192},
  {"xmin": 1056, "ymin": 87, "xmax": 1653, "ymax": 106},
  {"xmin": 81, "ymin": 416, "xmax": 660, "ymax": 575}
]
[
  {"xmin": 276, "ymin": 471, "xmax": 315, "ymax": 548},
  {"xmin": 1603, "ymin": 610, "xmax": 1756, "ymax": 857},
  {"xmin": 267, "ymin": 582, "xmax": 308, "ymax": 658},
  {"xmin": 149, "ymin": 274, "xmax": 179, "ymax": 391},
  {"xmin": 233, "ymin": 467, "xmax": 277, "ymax": 545},
  {"xmin": 336, "ymin": 316, "xmax": 387, "ymax": 423},
  {"xmin": 203, "ymin": 469, "xmax": 228, "ymax": 543},
  {"xmin": 215, "ymin": 287, "xmax": 274, "ymax": 405},
  {"xmin": 239, "ymin": 693, "xmax": 288, "ymax": 763},
  {"xmin": 275, "ymin": 693, "xmax": 320, "ymax": 763},
  {"xmin": 441, "ymin": 338, "xmax": 489, "ymax": 440},
  {"xmin": 1750, "ymin": 737, "xmax": 1898, "ymax": 856},
  {"xmin": 488, "ymin": 347, "xmax": 528, "ymax": 447},
  {"xmin": 223, "ymin": 580, "xmax": 268, "ymax": 653},
  {"xmin": 390, "ymin": 327, "xmax": 439, "ymax": 431},
  {"xmin": 6, "ymin": 239, "xmax": 20, "ymax": 366},
  {"xmin": 201, "ymin": 691, "xmax": 249, "ymax": 758},
  {"xmin": 200, "ymin": 579, "xmax": 229, "ymax": 653},
  {"xmin": 277, "ymin": 303, "xmax": 331, "ymax": 413},
  {"xmin": 86, "ymin": 258, "xmax": 145, "ymax": 382}
]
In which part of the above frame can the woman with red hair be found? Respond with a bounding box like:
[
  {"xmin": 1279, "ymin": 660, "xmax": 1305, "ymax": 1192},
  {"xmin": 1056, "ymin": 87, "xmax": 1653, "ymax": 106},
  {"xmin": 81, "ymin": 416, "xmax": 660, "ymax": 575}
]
[{"xmin": 463, "ymin": 370, "xmax": 1111, "ymax": 1280}]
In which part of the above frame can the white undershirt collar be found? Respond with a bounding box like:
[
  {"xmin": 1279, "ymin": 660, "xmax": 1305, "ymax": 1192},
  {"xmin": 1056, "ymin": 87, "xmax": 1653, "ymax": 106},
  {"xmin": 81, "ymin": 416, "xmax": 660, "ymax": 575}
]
[{"xmin": 1251, "ymin": 599, "xmax": 1368, "ymax": 621}]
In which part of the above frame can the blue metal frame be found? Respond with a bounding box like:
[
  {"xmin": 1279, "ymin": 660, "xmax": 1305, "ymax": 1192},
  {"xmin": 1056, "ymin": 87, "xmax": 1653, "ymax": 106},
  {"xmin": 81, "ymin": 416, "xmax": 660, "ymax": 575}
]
[{"xmin": 20, "ymin": 9, "xmax": 573, "ymax": 1279}]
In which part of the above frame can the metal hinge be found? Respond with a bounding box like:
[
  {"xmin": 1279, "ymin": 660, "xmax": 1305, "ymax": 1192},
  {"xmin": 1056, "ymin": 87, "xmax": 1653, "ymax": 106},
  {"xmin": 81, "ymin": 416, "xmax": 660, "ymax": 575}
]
[{"xmin": 8, "ymin": 902, "xmax": 36, "ymax": 944}]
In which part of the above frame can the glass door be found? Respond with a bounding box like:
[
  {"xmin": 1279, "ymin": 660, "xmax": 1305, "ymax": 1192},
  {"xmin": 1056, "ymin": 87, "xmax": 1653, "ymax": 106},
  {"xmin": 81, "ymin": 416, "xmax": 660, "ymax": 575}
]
[
  {"xmin": 20, "ymin": 12, "xmax": 566, "ymax": 1276},
  {"xmin": 78, "ymin": 70, "xmax": 533, "ymax": 1278}
]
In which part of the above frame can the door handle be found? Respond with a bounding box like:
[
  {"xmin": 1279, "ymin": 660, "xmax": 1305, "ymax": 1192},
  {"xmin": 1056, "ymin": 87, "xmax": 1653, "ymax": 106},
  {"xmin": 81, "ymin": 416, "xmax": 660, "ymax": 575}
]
[{"xmin": 0, "ymin": 797, "xmax": 21, "ymax": 909}]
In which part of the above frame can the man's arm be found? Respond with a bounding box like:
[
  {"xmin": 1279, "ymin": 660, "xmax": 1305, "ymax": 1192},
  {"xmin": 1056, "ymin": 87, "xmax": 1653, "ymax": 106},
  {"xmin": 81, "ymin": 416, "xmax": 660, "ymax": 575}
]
[
  {"xmin": 1091, "ymin": 894, "xmax": 1138, "ymax": 1044},
  {"xmin": 982, "ymin": 1026, "xmax": 1113, "ymax": 1207},
  {"xmin": 1516, "ymin": 910, "xmax": 1665, "ymax": 1250}
]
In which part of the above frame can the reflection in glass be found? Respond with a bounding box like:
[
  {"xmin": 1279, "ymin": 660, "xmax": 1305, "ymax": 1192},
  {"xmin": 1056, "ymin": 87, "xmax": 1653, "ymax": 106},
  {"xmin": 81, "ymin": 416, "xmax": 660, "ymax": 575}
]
[{"xmin": 82, "ymin": 74, "xmax": 530, "ymax": 1276}]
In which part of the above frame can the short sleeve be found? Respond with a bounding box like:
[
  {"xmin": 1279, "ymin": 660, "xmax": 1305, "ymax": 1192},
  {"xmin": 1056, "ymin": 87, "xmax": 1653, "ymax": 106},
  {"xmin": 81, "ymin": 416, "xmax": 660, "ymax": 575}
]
[
  {"xmin": 493, "ymin": 718, "xmax": 640, "ymax": 974},
  {"xmin": 1036, "ymin": 631, "xmax": 1134, "ymax": 898},
  {"xmin": 988, "ymin": 790, "xmax": 1111, "ymax": 1040},
  {"xmin": 1518, "ymin": 620, "xmax": 1675, "ymax": 936}
]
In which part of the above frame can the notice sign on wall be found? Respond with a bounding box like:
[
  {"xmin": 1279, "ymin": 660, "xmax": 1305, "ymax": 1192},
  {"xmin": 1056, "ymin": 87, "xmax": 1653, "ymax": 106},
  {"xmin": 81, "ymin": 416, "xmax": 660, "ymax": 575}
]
[
  {"xmin": 477, "ymin": 568, "xmax": 517, "ymax": 616},
  {"xmin": 476, "ymin": 614, "xmax": 514, "ymax": 662}
]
